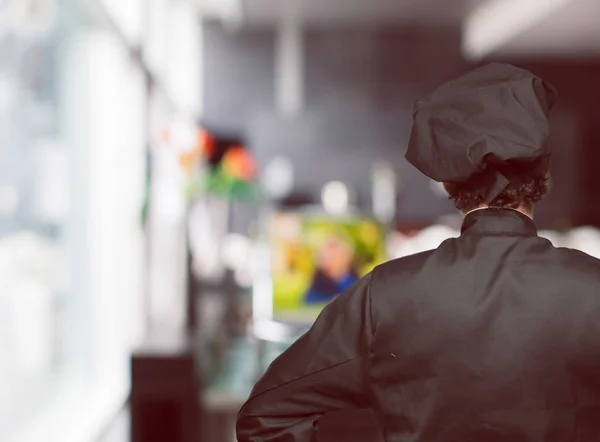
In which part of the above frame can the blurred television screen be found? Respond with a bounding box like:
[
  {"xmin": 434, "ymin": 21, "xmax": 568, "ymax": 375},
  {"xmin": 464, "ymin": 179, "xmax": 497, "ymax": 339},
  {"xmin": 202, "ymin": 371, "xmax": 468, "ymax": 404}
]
[{"xmin": 270, "ymin": 211, "xmax": 387, "ymax": 323}]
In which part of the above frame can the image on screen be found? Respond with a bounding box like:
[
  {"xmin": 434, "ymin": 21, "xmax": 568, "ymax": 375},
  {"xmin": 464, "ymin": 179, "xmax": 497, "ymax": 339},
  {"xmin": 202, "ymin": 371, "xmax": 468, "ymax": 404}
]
[{"xmin": 270, "ymin": 211, "xmax": 387, "ymax": 323}]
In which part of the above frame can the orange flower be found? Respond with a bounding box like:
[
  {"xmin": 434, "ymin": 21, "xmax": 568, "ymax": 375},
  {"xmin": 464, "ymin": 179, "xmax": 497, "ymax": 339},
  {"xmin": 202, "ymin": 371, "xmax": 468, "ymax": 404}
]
[
  {"xmin": 180, "ymin": 152, "xmax": 195, "ymax": 171},
  {"xmin": 222, "ymin": 146, "xmax": 257, "ymax": 181}
]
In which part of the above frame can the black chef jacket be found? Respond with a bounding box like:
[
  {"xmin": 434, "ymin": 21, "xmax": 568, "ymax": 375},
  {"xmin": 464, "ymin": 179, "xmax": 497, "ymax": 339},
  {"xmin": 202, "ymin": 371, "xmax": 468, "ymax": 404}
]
[{"xmin": 237, "ymin": 208, "xmax": 600, "ymax": 442}]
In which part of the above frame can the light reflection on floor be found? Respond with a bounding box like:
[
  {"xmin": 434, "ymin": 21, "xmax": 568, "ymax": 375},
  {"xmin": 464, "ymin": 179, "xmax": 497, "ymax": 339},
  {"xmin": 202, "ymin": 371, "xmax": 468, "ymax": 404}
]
[{"xmin": 98, "ymin": 408, "xmax": 129, "ymax": 442}]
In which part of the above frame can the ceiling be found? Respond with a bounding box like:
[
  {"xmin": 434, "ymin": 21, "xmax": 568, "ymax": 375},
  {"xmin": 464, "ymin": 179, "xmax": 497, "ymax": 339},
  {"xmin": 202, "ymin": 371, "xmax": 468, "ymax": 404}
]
[
  {"xmin": 198, "ymin": 0, "xmax": 600, "ymax": 58},
  {"xmin": 494, "ymin": 0, "xmax": 600, "ymax": 58},
  {"xmin": 239, "ymin": 0, "xmax": 485, "ymax": 26}
]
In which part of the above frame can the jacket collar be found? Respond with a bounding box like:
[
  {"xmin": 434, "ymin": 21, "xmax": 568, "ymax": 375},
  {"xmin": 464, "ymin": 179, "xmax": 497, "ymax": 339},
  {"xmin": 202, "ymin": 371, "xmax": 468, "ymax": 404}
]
[{"xmin": 460, "ymin": 208, "xmax": 538, "ymax": 237}]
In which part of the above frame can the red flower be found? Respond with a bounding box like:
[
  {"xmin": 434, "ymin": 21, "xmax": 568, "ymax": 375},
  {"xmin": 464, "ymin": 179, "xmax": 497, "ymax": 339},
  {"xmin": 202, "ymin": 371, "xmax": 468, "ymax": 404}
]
[{"xmin": 199, "ymin": 129, "xmax": 215, "ymax": 157}]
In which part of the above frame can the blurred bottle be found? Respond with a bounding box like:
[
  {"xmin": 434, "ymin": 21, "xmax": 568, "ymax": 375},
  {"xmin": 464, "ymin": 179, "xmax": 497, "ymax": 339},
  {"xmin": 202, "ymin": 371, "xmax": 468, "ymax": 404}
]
[{"xmin": 371, "ymin": 161, "xmax": 396, "ymax": 224}]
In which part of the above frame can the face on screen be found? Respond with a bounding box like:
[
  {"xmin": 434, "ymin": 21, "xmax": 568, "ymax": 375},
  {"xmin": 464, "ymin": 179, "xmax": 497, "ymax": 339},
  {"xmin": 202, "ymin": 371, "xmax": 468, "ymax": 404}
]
[
  {"xmin": 269, "ymin": 212, "xmax": 386, "ymax": 322},
  {"xmin": 317, "ymin": 237, "xmax": 355, "ymax": 281}
]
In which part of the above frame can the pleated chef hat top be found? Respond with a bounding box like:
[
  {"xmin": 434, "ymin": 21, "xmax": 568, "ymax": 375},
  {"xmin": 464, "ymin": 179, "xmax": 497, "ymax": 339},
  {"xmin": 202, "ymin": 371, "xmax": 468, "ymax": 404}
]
[{"xmin": 405, "ymin": 62, "xmax": 558, "ymax": 203}]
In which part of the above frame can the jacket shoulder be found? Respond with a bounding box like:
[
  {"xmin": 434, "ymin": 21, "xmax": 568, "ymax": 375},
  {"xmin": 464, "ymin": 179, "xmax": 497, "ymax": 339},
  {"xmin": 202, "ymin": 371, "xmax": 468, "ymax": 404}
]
[
  {"xmin": 552, "ymin": 245, "xmax": 600, "ymax": 274},
  {"xmin": 372, "ymin": 249, "xmax": 437, "ymax": 282}
]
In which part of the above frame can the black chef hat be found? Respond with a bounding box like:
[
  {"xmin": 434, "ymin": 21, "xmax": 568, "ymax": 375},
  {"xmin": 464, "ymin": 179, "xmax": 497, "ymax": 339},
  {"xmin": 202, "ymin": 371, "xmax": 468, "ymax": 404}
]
[{"xmin": 405, "ymin": 62, "xmax": 558, "ymax": 203}]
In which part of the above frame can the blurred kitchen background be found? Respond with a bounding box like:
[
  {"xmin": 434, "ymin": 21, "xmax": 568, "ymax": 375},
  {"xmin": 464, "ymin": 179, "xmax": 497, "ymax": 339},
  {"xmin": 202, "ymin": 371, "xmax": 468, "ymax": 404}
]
[{"xmin": 2, "ymin": 0, "xmax": 600, "ymax": 441}]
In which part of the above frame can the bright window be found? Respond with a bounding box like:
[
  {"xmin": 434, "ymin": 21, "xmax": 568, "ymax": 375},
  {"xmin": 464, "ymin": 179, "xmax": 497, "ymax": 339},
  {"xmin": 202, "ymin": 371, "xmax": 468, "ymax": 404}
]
[{"xmin": 2, "ymin": 1, "xmax": 147, "ymax": 441}]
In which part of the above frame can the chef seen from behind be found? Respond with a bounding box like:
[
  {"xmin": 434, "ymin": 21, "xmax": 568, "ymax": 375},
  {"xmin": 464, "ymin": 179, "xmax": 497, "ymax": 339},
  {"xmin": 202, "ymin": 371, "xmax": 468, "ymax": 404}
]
[{"xmin": 236, "ymin": 63, "xmax": 600, "ymax": 442}]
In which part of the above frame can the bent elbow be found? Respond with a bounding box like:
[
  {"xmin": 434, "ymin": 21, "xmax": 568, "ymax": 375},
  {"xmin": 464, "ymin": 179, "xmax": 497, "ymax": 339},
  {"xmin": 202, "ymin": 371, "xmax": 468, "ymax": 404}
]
[{"xmin": 236, "ymin": 406, "xmax": 263, "ymax": 442}]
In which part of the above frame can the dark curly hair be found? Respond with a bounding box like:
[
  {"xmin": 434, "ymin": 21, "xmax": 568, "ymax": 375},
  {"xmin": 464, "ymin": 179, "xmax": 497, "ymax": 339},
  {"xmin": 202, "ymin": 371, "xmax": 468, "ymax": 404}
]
[{"xmin": 443, "ymin": 165, "xmax": 550, "ymax": 213}]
